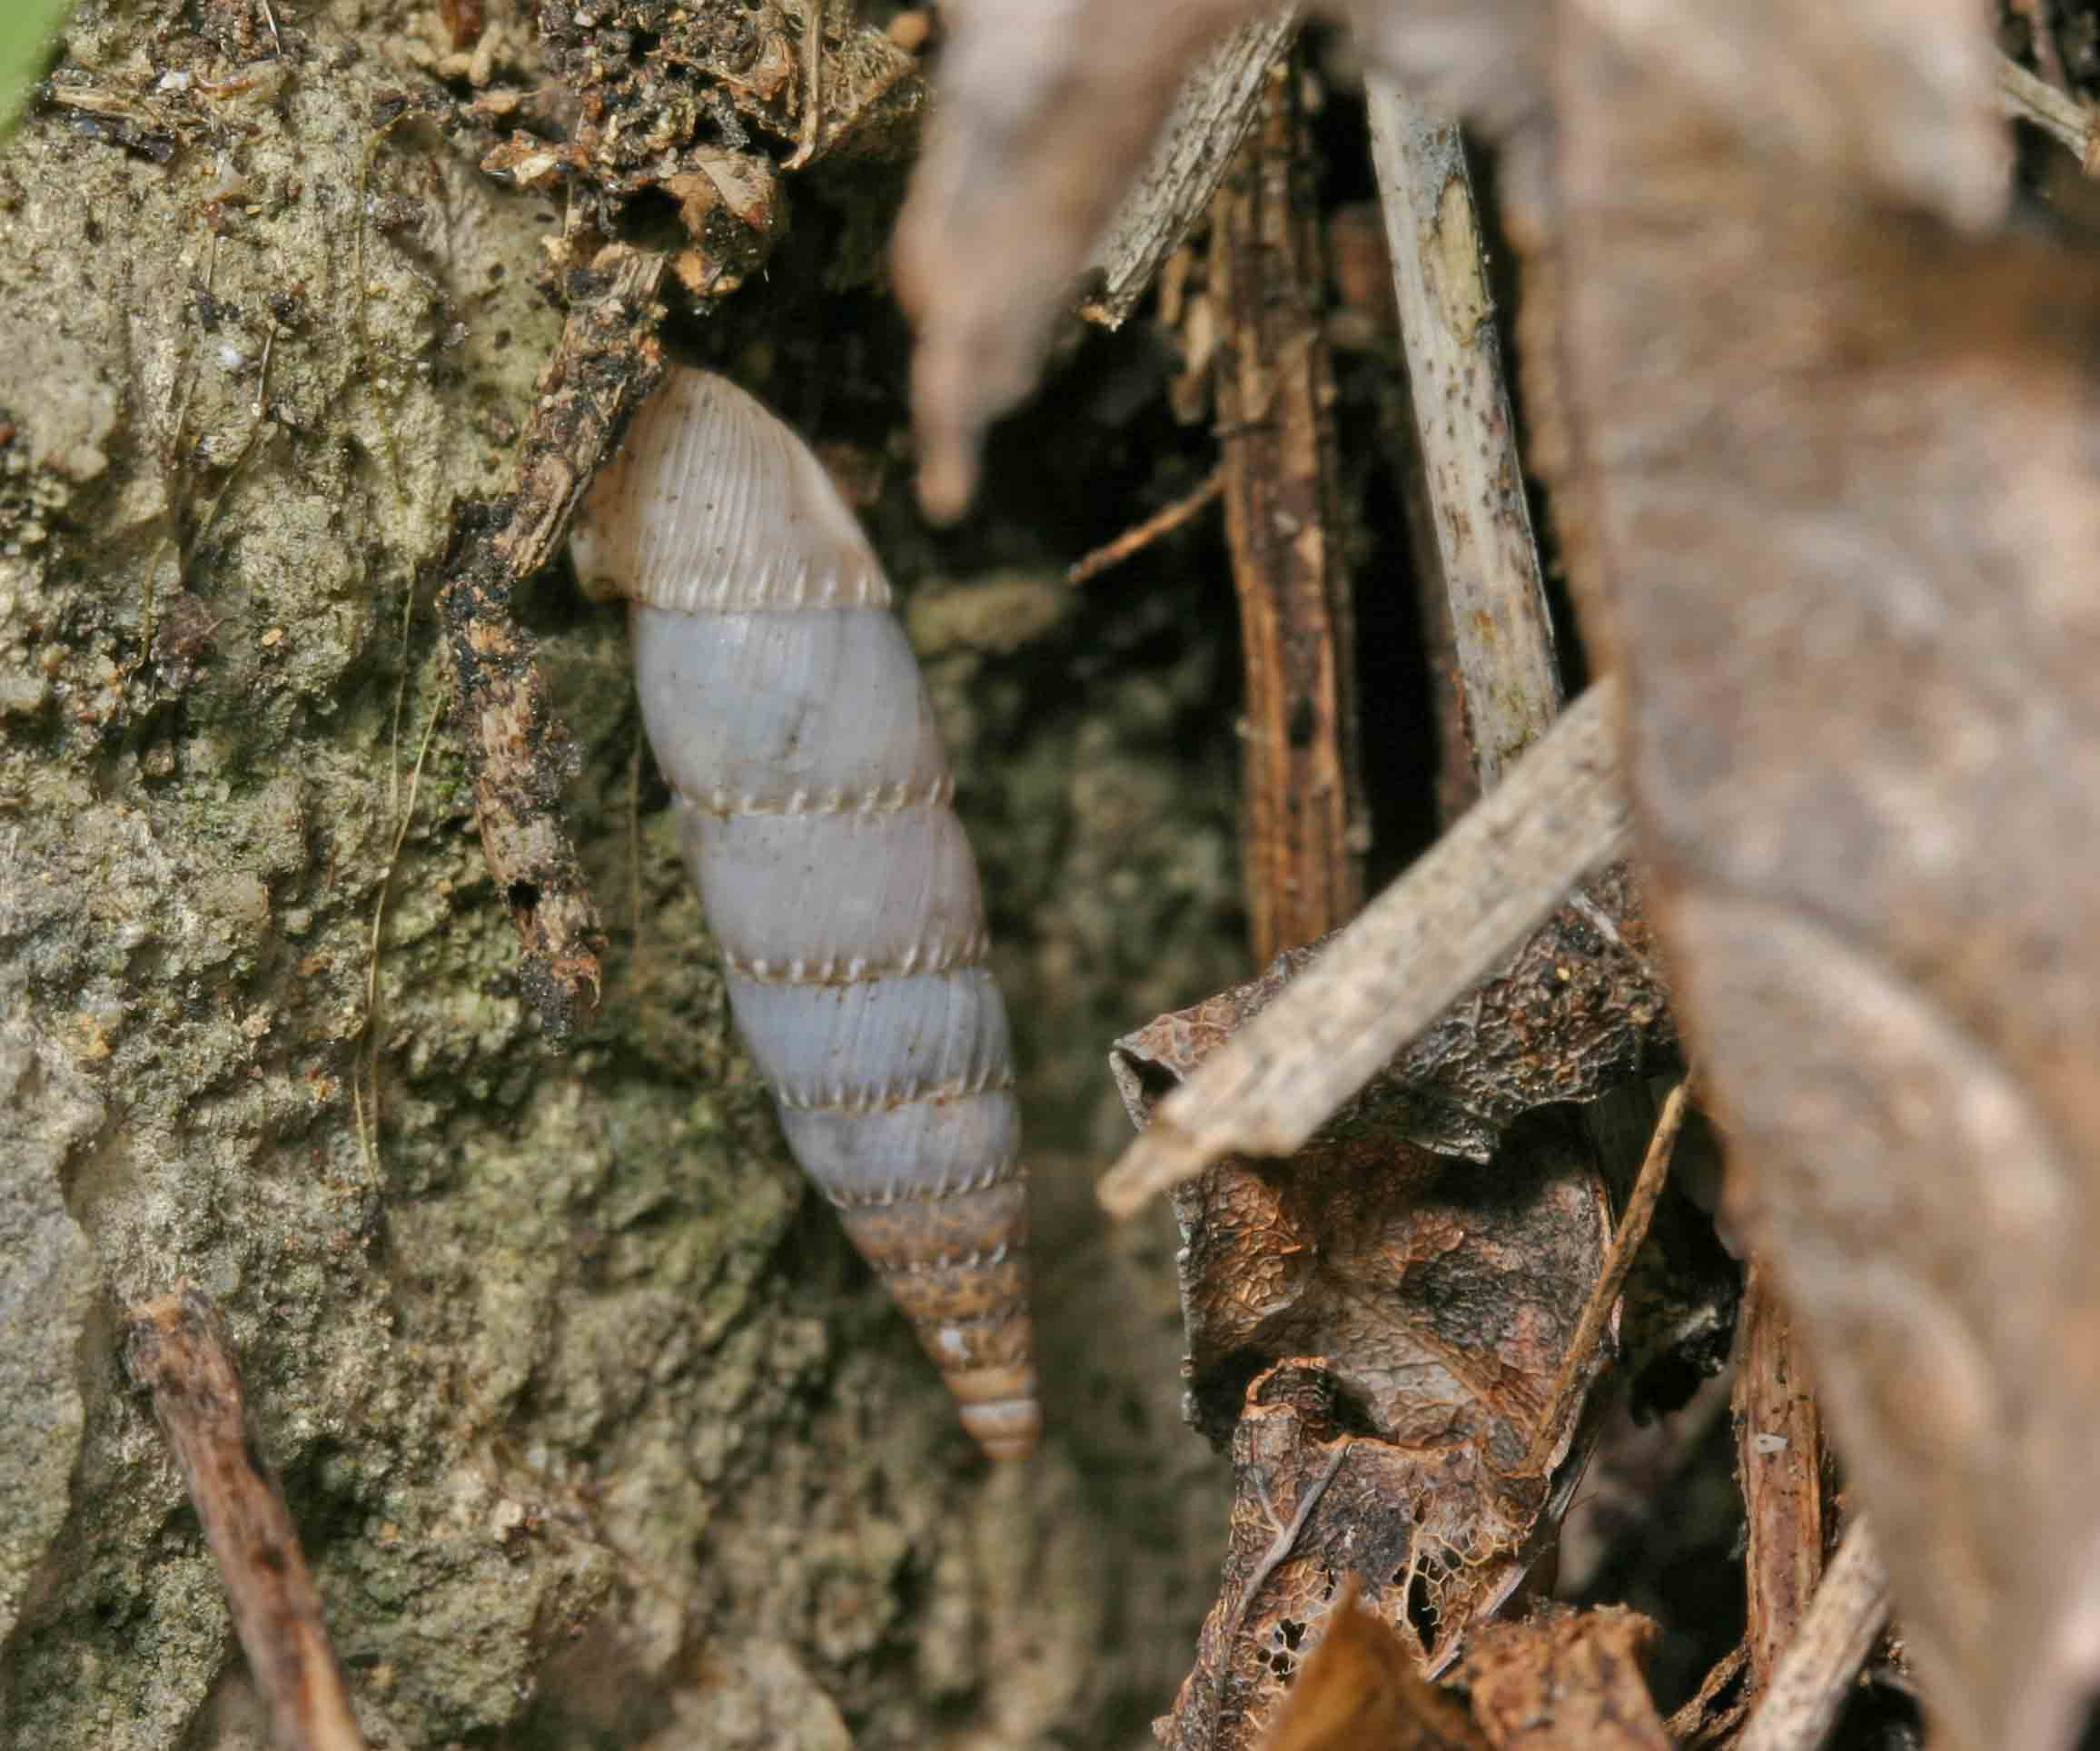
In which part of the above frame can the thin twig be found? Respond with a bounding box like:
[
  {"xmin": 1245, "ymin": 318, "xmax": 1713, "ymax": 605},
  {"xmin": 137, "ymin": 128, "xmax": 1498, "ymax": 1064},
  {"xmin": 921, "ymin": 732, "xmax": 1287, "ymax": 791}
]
[
  {"xmin": 1366, "ymin": 78, "xmax": 1560, "ymax": 787},
  {"xmin": 125, "ymin": 1288, "xmax": 367, "ymax": 1751},
  {"xmin": 1065, "ymin": 464, "xmax": 1223, "ymax": 584},
  {"xmin": 1524, "ymin": 1080, "xmax": 1689, "ymax": 1477},
  {"xmin": 437, "ymin": 243, "xmax": 667, "ymax": 1040},
  {"xmin": 1736, "ymin": 1519, "xmax": 1889, "ymax": 1751},
  {"xmin": 1213, "ymin": 57, "xmax": 1364, "ymax": 961},
  {"xmin": 1098, "ymin": 675, "xmax": 1630, "ymax": 1216},
  {"xmin": 1998, "ymin": 50, "xmax": 2100, "ymax": 173}
]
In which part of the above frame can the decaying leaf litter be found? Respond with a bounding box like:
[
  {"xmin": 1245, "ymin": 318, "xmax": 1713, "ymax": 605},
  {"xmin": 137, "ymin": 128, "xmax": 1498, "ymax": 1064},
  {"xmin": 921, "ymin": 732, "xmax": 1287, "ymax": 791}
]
[
  {"xmin": 899, "ymin": 0, "xmax": 2100, "ymax": 1746},
  {"xmin": 7, "ymin": 0, "xmax": 2100, "ymax": 1746}
]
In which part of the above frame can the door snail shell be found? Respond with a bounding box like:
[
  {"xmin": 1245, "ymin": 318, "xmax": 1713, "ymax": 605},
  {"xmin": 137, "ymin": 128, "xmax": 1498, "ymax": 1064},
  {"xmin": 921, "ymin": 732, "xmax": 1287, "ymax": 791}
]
[{"xmin": 572, "ymin": 368, "xmax": 1040, "ymax": 1460}]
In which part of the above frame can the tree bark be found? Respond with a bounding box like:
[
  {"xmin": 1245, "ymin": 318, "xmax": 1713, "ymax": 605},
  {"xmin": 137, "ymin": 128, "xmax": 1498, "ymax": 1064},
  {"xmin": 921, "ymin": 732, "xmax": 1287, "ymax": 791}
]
[{"xmin": 0, "ymin": 4, "xmax": 1233, "ymax": 1744}]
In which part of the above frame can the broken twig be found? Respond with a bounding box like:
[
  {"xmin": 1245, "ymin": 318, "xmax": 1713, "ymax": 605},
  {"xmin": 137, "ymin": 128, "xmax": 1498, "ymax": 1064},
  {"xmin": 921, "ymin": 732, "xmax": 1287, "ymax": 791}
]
[
  {"xmin": 438, "ymin": 243, "xmax": 668, "ymax": 1041},
  {"xmin": 1997, "ymin": 51, "xmax": 2100, "ymax": 173},
  {"xmin": 1524, "ymin": 1080, "xmax": 1689, "ymax": 1476},
  {"xmin": 1081, "ymin": 13, "xmax": 1300, "ymax": 328},
  {"xmin": 1099, "ymin": 675, "xmax": 1630, "ymax": 1215},
  {"xmin": 1735, "ymin": 1519, "xmax": 1889, "ymax": 1751},
  {"xmin": 125, "ymin": 1287, "xmax": 366, "ymax": 1751}
]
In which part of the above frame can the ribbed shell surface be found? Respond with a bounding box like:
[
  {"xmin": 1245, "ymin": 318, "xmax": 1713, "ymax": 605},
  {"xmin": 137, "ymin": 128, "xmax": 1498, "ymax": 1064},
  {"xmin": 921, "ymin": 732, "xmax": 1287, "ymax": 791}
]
[{"xmin": 576, "ymin": 369, "xmax": 1038, "ymax": 1460}]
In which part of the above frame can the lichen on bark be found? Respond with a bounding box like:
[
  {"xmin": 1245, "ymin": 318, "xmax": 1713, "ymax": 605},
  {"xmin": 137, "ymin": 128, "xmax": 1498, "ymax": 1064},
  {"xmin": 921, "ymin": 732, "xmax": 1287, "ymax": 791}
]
[{"xmin": 0, "ymin": 3, "xmax": 1239, "ymax": 1746}]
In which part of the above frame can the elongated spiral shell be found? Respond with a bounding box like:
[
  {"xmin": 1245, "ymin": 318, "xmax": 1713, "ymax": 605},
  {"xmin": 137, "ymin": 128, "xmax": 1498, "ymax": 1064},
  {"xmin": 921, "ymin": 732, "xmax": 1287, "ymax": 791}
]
[{"xmin": 573, "ymin": 368, "xmax": 1039, "ymax": 1460}]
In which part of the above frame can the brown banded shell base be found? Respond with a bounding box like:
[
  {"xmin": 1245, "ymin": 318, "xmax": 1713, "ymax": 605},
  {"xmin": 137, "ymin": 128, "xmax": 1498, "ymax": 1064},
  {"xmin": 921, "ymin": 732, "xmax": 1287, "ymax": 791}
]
[
  {"xmin": 837, "ymin": 1179, "xmax": 1038, "ymax": 1459},
  {"xmin": 575, "ymin": 366, "xmax": 1040, "ymax": 1460}
]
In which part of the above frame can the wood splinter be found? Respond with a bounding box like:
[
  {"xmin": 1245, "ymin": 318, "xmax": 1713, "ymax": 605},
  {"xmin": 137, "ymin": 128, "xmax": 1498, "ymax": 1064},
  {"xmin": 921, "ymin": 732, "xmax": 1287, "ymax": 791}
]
[
  {"xmin": 1213, "ymin": 54, "xmax": 1365, "ymax": 965},
  {"xmin": 124, "ymin": 1286, "xmax": 367, "ymax": 1751},
  {"xmin": 1736, "ymin": 1519, "xmax": 1890, "ymax": 1751}
]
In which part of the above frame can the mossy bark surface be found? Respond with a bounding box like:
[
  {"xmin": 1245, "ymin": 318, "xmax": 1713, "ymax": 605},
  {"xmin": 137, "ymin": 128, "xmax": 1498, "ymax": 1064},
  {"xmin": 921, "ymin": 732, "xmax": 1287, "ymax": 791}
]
[{"xmin": 0, "ymin": 4, "xmax": 1241, "ymax": 1745}]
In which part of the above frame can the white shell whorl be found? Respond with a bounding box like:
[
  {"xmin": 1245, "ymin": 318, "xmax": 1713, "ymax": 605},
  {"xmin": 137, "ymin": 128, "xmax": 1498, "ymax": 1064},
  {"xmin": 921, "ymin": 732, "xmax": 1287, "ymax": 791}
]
[
  {"xmin": 572, "ymin": 371, "xmax": 892, "ymax": 611},
  {"xmin": 576, "ymin": 366, "xmax": 1039, "ymax": 1462}
]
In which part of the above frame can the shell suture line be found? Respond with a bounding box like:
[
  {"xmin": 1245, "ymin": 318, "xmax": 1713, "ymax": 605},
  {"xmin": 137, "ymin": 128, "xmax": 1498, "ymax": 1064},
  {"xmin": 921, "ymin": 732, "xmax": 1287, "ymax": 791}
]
[
  {"xmin": 822, "ymin": 1152, "xmax": 1024, "ymax": 1208},
  {"xmin": 576, "ymin": 365, "xmax": 1037, "ymax": 1461},
  {"xmin": 773, "ymin": 1062, "xmax": 1018, "ymax": 1113}
]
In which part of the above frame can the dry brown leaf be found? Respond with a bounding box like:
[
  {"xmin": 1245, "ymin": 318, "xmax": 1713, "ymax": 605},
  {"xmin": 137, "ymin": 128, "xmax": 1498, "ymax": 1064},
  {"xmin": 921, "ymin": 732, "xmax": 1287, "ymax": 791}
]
[
  {"xmin": 1114, "ymin": 866, "xmax": 1703, "ymax": 1747},
  {"xmin": 1118, "ymin": 953, "xmax": 1629, "ymax": 1745},
  {"xmin": 1154, "ymin": 1117, "xmax": 1610, "ymax": 1464},
  {"xmin": 1161, "ymin": 1372, "xmax": 1574, "ymax": 1750},
  {"xmin": 1263, "ymin": 1577, "xmax": 1487, "ymax": 1751},
  {"xmin": 1570, "ymin": 0, "xmax": 2006, "ymax": 226},
  {"xmin": 1461, "ymin": 1605, "xmax": 1669, "ymax": 1749},
  {"xmin": 1536, "ymin": 12, "xmax": 2100, "ymax": 1747}
]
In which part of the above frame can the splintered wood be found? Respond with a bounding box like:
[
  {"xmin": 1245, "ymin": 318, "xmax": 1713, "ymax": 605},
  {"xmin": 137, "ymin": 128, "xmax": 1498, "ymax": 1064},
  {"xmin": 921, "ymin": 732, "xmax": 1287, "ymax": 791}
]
[
  {"xmin": 437, "ymin": 243, "xmax": 666, "ymax": 1042},
  {"xmin": 125, "ymin": 1288, "xmax": 365, "ymax": 1751},
  {"xmin": 1366, "ymin": 80, "xmax": 1560, "ymax": 788},
  {"xmin": 1736, "ymin": 1520, "xmax": 1890, "ymax": 1751},
  {"xmin": 1212, "ymin": 58, "xmax": 1364, "ymax": 963}
]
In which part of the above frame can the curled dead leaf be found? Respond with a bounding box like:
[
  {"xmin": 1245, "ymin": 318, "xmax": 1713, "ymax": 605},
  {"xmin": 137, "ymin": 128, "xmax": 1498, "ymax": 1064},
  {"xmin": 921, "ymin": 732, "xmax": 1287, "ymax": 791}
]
[
  {"xmin": 1263, "ymin": 1576, "xmax": 1487, "ymax": 1751},
  {"xmin": 1462, "ymin": 1605, "xmax": 1669, "ymax": 1749}
]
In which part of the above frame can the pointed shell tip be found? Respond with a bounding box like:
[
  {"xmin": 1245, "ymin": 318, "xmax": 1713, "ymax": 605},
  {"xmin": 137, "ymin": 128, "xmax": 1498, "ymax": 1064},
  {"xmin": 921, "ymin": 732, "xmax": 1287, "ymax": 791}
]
[{"xmin": 960, "ymin": 1395, "xmax": 1042, "ymax": 1461}]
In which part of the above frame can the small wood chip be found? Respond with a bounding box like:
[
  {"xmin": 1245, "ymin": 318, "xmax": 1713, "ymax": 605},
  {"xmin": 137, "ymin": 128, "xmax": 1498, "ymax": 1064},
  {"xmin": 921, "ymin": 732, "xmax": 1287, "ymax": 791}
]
[{"xmin": 1464, "ymin": 1606, "xmax": 1670, "ymax": 1749}]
